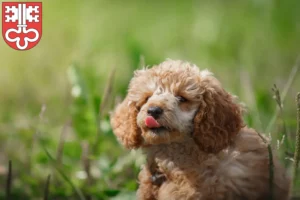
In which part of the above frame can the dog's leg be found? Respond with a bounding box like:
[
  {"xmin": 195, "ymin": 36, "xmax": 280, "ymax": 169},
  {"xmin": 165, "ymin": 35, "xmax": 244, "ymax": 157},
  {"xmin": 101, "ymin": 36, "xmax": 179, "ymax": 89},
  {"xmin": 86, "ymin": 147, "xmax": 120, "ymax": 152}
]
[{"xmin": 137, "ymin": 165, "xmax": 159, "ymax": 200}]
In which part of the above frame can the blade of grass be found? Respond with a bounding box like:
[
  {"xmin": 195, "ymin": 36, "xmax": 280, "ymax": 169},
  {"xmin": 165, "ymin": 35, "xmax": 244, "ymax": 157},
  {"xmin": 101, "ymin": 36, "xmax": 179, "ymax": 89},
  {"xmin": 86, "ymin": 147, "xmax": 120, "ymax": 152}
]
[
  {"xmin": 27, "ymin": 104, "xmax": 46, "ymax": 174},
  {"xmin": 256, "ymin": 132, "xmax": 274, "ymax": 199},
  {"xmin": 92, "ymin": 67, "xmax": 116, "ymax": 153},
  {"xmin": 99, "ymin": 67, "xmax": 116, "ymax": 119},
  {"xmin": 36, "ymin": 105, "xmax": 86, "ymax": 200},
  {"xmin": 5, "ymin": 160, "xmax": 12, "ymax": 200},
  {"xmin": 266, "ymin": 57, "xmax": 300, "ymax": 133},
  {"xmin": 56, "ymin": 119, "xmax": 71, "ymax": 165},
  {"xmin": 267, "ymin": 144, "xmax": 274, "ymax": 200},
  {"xmin": 40, "ymin": 142, "xmax": 86, "ymax": 200},
  {"xmin": 240, "ymin": 69, "xmax": 263, "ymax": 130},
  {"xmin": 81, "ymin": 141, "xmax": 91, "ymax": 185},
  {"xmin": 271, "ymin": 84, "xmax": 290, "ymax": 150},
  {"xmin": 81, "ymin": 141, "xmax": 92, "ymax": 200},
  {"xmin": 138, "ymin": 55, "xmax": 145, "ymax": 69},
  {"xmin": 292, "ymin": 93, "xmax": 300, "ymax": 189},
  {"xmin": 44, "ymin": 174, "xmax": 51, "ymax": 200}
]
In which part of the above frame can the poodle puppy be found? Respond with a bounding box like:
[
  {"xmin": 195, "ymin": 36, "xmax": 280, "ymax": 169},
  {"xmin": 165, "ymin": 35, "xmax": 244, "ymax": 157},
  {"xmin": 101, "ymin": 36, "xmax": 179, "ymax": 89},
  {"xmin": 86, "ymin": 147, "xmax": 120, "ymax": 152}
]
[{"xmin": 111, "ymin": 60, "xmax": 290, "ymax": 200}]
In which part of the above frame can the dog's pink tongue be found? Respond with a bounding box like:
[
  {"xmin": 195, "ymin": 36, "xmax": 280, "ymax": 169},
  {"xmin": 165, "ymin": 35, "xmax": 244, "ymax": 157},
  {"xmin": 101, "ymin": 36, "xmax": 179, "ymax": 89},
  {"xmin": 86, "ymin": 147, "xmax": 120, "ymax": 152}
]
[{"xmin": 145, "ymin": 116, "xmax": 161, "ymax": 128}]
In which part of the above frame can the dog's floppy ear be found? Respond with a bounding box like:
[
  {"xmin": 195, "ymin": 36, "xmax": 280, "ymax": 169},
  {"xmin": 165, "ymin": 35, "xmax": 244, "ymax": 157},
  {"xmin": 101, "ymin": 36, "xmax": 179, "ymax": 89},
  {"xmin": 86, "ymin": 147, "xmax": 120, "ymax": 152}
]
[
  {"xmin": 110, "ymin": 97, "xmax": 143, "ymax": 149},
  {"xmin": 193, "ymin": 85, "xmax": 244, "ymax": 153}
]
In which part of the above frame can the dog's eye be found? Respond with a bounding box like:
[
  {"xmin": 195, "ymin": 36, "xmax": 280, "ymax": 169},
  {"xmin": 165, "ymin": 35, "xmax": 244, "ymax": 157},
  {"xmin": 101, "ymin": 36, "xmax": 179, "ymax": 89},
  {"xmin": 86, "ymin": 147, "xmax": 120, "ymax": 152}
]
[{"xmin": 176, "ymin": 96, "xmax": 187, "ymax": 102}]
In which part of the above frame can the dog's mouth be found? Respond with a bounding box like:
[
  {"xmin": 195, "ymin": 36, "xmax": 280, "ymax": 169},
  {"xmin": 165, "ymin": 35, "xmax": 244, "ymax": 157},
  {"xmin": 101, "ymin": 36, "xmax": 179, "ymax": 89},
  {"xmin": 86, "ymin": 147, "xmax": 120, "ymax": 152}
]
[
  {"xmin": 145, "ymin": 116, "xmax": 169, "ymax": 134},
  {"xmin": 149, "ymin": 126, "xmax": 168, "ymax": 134}
]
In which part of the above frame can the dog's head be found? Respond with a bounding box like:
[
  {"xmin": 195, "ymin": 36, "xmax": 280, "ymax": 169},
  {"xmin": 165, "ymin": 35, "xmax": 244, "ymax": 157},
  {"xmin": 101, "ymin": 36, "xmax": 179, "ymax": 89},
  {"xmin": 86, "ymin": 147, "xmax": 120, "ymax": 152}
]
[{"xmin": 111, "ymin": 60, "xmax": 244, "ymax": 153}]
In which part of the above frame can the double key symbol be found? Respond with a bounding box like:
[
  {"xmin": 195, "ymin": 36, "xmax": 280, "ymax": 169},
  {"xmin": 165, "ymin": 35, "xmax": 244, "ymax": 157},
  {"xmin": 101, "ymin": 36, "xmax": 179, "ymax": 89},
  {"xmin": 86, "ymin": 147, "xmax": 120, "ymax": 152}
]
[{"xmin": 5, "ymin": 4, "xmax": 39, "ymax": 50}]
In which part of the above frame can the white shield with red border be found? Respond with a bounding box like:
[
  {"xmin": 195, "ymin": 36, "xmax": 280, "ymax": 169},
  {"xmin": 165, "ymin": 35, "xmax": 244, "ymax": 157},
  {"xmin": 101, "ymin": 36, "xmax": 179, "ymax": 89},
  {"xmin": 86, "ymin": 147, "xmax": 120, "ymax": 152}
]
[{"xmin": 2, "ymin": 2, "xmax": 42, "ymax": 51}]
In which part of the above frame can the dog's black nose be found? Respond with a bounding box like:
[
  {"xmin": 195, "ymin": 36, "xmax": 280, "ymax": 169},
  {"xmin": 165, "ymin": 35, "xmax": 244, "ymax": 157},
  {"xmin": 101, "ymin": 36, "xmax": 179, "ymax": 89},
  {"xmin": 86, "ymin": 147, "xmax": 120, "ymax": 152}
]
[{"xmin": 147, "ymin": 106, "xmax": 163, "ymax": 118}]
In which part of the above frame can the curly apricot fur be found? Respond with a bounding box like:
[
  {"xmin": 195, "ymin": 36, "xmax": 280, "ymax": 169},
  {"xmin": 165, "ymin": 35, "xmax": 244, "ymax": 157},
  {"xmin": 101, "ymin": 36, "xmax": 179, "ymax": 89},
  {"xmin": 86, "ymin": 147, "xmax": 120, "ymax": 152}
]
[{"xmin": 110, "ymin": 60, "xmax": 290, "ymax": 200}]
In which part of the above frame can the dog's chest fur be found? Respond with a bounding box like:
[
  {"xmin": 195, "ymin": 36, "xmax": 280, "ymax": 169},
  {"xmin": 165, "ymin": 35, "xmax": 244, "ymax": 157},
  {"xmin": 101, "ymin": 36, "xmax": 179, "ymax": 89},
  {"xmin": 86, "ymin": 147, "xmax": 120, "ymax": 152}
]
[
  {"xmin": 141, "ymin": 130, "xmax": 287, "ymax": 199},
  {"xmin": 144, "ymin": 138, "xmax": 222, "ymax": 186}
]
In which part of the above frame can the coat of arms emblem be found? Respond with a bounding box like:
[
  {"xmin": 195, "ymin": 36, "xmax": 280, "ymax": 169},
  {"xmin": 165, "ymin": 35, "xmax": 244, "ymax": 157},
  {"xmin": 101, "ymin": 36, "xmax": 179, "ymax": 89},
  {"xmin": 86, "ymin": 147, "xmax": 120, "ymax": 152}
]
[{"xmin": 2, "ymin": 2, "xmax": 42, "ymax": 50}]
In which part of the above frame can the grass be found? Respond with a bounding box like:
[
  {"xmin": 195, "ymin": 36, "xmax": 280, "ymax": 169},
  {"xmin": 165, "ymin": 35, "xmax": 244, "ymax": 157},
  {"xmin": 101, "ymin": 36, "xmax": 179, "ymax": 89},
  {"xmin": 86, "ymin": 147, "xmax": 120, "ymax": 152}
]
[
  {"xmin": 1, "ymin": 0, "xmax": 300, "ymax": 199},
  {"xmin": 2, "ymin": 58, "xmax": 300, "ymax": 199},
  {"xmin": 43, "ymin": 175, "xmax": 51, "ymax": 200},
  {"xmin": 292, "ymin": 93, "xmax": 300, "ymax": 190},
  {"xmin": 5, "ymin": 161, "xmax": 12, "ymax": 200}
]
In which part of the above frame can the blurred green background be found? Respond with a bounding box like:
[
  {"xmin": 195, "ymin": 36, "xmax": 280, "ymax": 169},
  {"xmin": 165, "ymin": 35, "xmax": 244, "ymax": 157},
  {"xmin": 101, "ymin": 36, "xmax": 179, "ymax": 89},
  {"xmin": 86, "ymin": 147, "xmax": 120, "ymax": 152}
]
[{"xmin": 0, "ymin": 0, "xmax": 300, "ymax": 199}]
